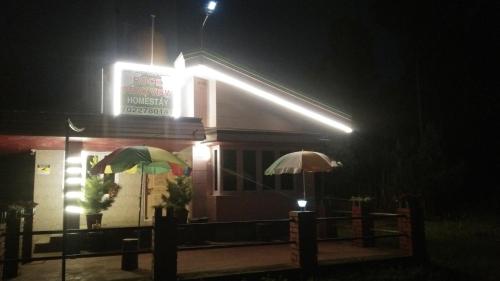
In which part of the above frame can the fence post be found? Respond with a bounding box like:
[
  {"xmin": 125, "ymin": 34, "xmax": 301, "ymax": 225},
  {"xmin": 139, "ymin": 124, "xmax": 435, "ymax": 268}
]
[
  {"xmin": 21, "ymin": 207, "xmax": 34, "ymax": 264},
  {"xmin": 351, "ymin": 199, "xmax": 374, "ymax": 247},
  {"xmin": 397, "ymin": 195, "xmax": 427, "ymax": 260},
  {"xmin": 152, "ymin": 207, "xmax": 177, "ymax": 281},
  {"xmin": 289, "ymin": 211, "xmax": 317, "ymax": 273},
  {"xmin": 0, "ymin": 210, "xmax": 6, "ymax": 280},
  {"xmin": 3, "ymin": 209, "xmax": 20, "ymax": 279}
]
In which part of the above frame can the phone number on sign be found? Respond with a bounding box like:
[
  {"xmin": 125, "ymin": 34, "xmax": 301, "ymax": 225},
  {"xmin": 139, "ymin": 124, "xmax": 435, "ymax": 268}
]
[{"xmin": 124, "ymin": 106, "xmax": 171, "ymax": 116}]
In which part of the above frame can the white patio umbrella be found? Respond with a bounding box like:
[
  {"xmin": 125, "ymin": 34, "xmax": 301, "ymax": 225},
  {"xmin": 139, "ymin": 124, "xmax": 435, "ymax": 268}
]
[{"xmin": 264, "ymin": 151, "xmax": 339, "ymax": 203}]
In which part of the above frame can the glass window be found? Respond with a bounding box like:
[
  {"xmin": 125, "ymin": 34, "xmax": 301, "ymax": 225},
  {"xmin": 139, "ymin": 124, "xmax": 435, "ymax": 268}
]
[
  {"xmin": 262, "ymin": 151, "xmax": 275, "ymax": 190},
  {"xmin": 243, "ymin": 150, "xmax": 257, "ymax": 190},
  {"xmin": 279, "ymin": 151, "xmax": 294, "ymax": 190},
  {"xmin": 222, "ymin": 149, "xmax": 237, "ymax": 191}
]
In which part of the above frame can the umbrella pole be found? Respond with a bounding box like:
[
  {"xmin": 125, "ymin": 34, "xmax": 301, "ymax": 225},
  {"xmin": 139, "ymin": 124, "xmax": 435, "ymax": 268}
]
[
  {"xmin": 138, "ymin": 166, "xmax": 144, "ymax": 227},
  {"xmin": 302, "ymin": 170, "xmax": 306, "ymax": 200}
]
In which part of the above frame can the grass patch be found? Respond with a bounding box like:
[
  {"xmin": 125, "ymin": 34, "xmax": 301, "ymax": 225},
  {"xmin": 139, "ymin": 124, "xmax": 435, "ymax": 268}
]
[{"xmin": 426, "ymin": 217, "xmax": 500, "ymax": 281}]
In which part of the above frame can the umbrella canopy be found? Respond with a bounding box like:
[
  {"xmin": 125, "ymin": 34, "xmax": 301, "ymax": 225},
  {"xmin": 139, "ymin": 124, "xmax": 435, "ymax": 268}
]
[
  {"xmin": 90, "ymin": 146, "xmax": 190, "ymax": 176},
  {"xmin": 89, "ymin": 146, "xmax": 191, "ymax": 227},
  {"xmin": 264, "ymin": 151, "xmax": 338, "ymax": 175},
  {"xmin": 264, "ymin": 151, "xmax": 339, "ymax": 205}
]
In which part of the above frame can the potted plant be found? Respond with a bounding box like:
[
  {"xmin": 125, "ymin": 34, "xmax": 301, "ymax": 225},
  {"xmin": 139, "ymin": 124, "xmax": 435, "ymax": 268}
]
[
  {"xmin": 159, "ymin": 176, "xmax": 192, "ymax": 223},
  {"xmin": 80, "ymin": 175, "xmax": 121, "ymax": 229}
]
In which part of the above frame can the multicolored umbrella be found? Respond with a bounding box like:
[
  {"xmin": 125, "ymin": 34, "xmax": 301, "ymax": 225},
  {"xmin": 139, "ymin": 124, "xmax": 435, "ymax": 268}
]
[
  {"xmin": 265, "ymin": 151, "xmax": 339, "ymax": 203},
  {"xmin": 90, "ymin": 146, "xmax": 191, "ymax": 226},
  {"xmin": 90, "ymin": 146, "xmax": 191, "ymax": 176}
]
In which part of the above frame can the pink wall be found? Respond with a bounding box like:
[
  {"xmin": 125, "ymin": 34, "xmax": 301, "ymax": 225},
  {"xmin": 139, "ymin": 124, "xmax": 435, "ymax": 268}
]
[{"xmin": 208, "ymin": 192, "xmax": 298, "ymax": 221}]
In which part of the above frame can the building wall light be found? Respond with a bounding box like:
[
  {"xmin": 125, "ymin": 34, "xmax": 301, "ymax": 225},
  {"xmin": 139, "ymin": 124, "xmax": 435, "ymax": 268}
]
[
  {"xmin": 65, "ymin": 205, "xmax": 83, "ymax": 214},
  {"xmin": 66, "ymin": 167, "xmax": 82, "ymax": 175},
  {"xmin": 193, "ymin": 142, "xmax": 211, "ymax": 161},
  {"xmin": 66, "ymin": 156, "xmax": 82, "ymax": 164},
  {"xmin": 65, "ymin": 191, "xmax": 83, "ymax": 200},
  {"xmin": 65, "ymin": 177, "xmax": 82, "ymax": 185}
]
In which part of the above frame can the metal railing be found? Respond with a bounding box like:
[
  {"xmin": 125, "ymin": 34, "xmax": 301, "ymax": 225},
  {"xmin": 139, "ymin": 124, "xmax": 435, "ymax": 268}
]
[{"xmin": 3, "ymin": 210, "xmax": 406, "ymax": 264}]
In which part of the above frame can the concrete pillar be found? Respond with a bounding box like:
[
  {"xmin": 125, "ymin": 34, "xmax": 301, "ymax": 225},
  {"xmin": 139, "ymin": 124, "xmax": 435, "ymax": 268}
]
[
  {"xmin": 289, "ymin": 211, "xmax": 317, "ymax": 272},
  {"xmin": 351, "ymin": 200, "xmax": 374, "ymax": 247},
  {"xmin": 397, "ymin": 195, "xmax": 427, "ymax": 259},
  {"xmin": 152, "ymin": 207, "xmax": 177, "ymax": 281}
]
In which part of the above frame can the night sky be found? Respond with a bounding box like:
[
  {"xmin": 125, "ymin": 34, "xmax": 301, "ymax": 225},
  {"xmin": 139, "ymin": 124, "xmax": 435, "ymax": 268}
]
[{"xmin": 2, "ymin": 1, "xmax": 498, "ymax": 202}]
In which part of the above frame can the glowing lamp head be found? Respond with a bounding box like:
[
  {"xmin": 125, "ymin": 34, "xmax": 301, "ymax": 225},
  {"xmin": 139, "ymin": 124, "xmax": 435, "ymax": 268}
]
[
  {"xmin": 297, "ymin": 199, "xmax": 307, "ymax": 208},
  {"xmin": 207, "ymin": 1, "xmax": 217, "ymax": 13},
  {"xmin": 193, "ymin": 142, "xmax": 211, "ymax": 161}
]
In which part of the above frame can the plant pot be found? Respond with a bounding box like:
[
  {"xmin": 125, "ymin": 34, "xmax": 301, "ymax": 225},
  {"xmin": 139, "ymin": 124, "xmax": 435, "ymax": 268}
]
[
  {"xmin": 86, "ymin": 213, "xmax": 103, "ymax": 229},
  {"xmin": 174, "ymin": 208, "xmax": 189, "ymax": 224}
]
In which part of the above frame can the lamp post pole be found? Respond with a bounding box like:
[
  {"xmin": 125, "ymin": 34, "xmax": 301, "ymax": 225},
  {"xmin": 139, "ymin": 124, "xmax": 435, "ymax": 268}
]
[
  {"xmin": 200, "ymin": 1, "xmax": 217, "ymax": 49},
  {"xmin": 150, "ymin": 14, "xmax": 156, "ymax": 65}
]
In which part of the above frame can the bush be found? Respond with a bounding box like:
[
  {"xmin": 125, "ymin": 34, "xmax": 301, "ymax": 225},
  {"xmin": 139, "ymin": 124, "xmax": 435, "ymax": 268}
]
[{"xmin": 80, "ymin": 175, "xmax": 121, "ymax": 214}]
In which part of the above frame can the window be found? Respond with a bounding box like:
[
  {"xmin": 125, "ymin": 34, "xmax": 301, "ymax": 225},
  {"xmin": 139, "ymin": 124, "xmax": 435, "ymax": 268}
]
[
  {"xmin": 222, "ymin": 149, "xmax": 237, "ymax": 191},
  {"xmin": 243, "ymin": 150, "xmax": 256, "ymax": 190},
  {"xmin": 261, "ymin": 151, "xmax": 275, "ymax": 190},
  {"xmin": 280, "ymin": 151, "xmax": 294, "ymax": 190}
]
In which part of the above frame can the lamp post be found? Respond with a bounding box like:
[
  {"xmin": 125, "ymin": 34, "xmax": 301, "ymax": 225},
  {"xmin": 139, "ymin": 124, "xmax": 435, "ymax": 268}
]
[{"xmin": 200, "ymin": 1, "xmax": 217, "ymax": 49}]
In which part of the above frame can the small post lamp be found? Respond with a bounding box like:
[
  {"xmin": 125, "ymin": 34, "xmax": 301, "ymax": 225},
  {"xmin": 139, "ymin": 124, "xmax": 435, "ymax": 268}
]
[{"xmin": 297, "ymin": 199, "xmax": 307, "ymax": 211}]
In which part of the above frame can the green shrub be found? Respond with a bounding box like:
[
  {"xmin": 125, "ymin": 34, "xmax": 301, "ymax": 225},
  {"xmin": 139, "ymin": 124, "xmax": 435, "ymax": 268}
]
[{"xmin": 80, "ymin": 175, "xmax": 121, "ymax": 214}]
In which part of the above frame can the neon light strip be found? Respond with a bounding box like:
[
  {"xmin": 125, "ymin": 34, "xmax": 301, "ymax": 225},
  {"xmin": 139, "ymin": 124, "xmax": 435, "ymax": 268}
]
[{"xmin": 186, "ymin": 65, "xmax": 353, "ymax": 133}]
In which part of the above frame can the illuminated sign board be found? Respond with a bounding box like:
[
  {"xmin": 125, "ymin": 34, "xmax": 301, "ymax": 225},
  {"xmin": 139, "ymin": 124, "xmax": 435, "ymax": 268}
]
[{"xmin": 113, "ymin": 62, "xmax": 176, "ymax": 117}]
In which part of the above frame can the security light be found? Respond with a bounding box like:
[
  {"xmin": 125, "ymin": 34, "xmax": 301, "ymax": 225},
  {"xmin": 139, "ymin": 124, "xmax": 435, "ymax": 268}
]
[{"xmin": 207, "ymin": 1, "xmax": 217, "ymax": 13}]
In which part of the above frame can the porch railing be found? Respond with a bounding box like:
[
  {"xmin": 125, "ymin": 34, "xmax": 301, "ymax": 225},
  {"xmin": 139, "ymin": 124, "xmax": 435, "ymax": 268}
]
[{"xmin": 1, "ymin": 196, "xmax": 425, "ymax": 281}]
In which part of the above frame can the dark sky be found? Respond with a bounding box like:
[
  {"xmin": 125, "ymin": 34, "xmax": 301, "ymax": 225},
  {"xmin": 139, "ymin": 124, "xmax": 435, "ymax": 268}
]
[
  {"xmin": 2, "ymin": 1, "xmax": 421, "ymax": 125},
  {"xmin": 2, "ymin": 0, "xmax": 498, "ymax": 186}
]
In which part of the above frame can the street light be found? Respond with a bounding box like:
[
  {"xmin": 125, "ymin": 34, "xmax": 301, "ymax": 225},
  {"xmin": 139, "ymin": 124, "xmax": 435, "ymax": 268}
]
[
  {"xmin": 201, "ymin": 1, "xmax": 218, "ymax": 49},
  {"xmin": 207, "ymin": 1, "xmax": 217, "ymax": 14}
]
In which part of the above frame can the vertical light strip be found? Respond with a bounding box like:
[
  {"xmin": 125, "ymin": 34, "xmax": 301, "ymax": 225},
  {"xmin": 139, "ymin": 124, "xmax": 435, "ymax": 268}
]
[
  {"xmin": 171, "ymin": 75, "xmax": 182, "ymax": 118},
  {"xmin": 113, "ymin": 63, "xmax": 123, "ymax": 116},
  {"xmin": 64, "ymin": 153, "xmax": 84, "ymax": 214},
  {"xmin": 186, "ymin": 78, "xmax": 194, "ymax": 117}
]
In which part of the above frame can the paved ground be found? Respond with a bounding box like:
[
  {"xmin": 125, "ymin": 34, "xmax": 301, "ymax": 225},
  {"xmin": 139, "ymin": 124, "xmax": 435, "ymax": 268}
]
[{"xmin": 12, "ymin": 242, "xmax": 406, "ymax": 281}]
